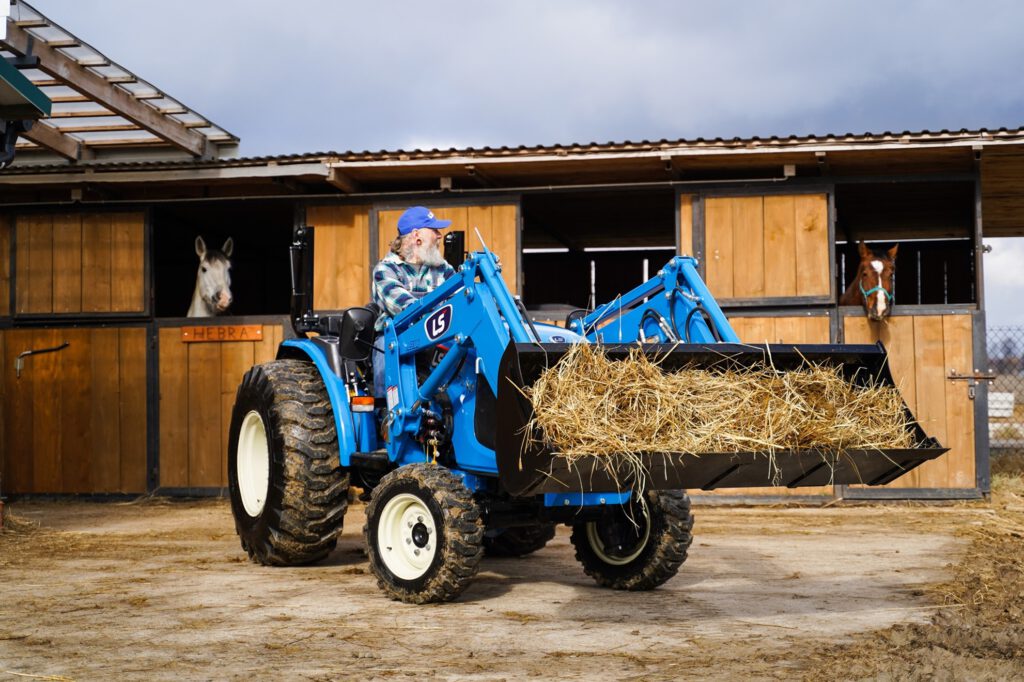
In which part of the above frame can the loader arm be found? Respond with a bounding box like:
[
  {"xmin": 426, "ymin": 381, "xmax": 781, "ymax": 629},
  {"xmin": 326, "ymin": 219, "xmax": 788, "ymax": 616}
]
[{"xmin": 571, "ymin": 256, "xmax": 739, "ymax": 345}]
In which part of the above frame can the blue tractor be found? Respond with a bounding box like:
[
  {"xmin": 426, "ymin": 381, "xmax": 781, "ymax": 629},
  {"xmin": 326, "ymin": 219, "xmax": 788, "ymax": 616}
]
[{"xmin": 227, "ymin": 227, "xmax": 944, "ymax": 603}]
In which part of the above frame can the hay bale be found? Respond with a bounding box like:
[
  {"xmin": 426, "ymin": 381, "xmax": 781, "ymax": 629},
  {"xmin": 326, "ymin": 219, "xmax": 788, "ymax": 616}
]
[{"xmin": 526, "ymin": 343, "xmax": 915, "ymax": 459}]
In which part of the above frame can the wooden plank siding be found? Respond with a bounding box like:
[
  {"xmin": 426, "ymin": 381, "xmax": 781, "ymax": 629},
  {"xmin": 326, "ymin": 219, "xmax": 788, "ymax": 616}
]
[
  {"xmin": 0, "ymin": 327, "xmax": 147, "ymax": 494},
  {"xmin": 678, "ymin": 194, "xmax": 695, "ymax": 256},
  {"xmin": 12, "ymin": 212, "xmax": 145, "ymax": 315},
  {"xmin": 377, "ymin": 204, "xmax": 519, "ymax": 293},
  {"xmin": 693, "ymin": 314, "xmax": 834, "ymax": 497},
  {"xmin": 844, "ymin": 314, "xmax": 975, "ymax": 489},
  {"xmin": 704, "ymin": 194, "xmax": 830, "ymax": 301},
  {"xmin": 307, "ymin": 204, "xmax": 371, "ymax": 310},
  {"xmin": 0, "ymin": 216, "xmax": 10, "ymax": 316},
  {"xmin": 158, "ymin": 323, "xmax": 284, "ymax": 489}
]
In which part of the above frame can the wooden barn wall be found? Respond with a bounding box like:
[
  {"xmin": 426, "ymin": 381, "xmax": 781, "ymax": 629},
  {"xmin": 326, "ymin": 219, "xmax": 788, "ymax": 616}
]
[
  {"xmin": 704, "ymin": 194, "xmax": 829, "ymax": 300},
  {"xmin": 377, "ymin": 204, "xmax": 518, "ymax": 293},
  {"xmin": 0, "ymin": 215, "xmax": 11, "ymax": 316},
  {"xmin": 678, "ymin": 194, "xmax": 694, "ymax": 256},
  {"xmin": 158, "ymin": 323, "xmax": 284, "ymax": 490},
  {"xmin": 845, "ymin": 313, "xmax": 975, "ymax": 490},
  {"xmin": 306, "ymin": 204, "xmax": 371, "ymax": 310},
  {"xmin": 13, "ymin": 212, "xmax": 145, "ymax": 315},
  {"xmin": 0, "ymin": 326, "xmax": 147, "ymax": 494}
]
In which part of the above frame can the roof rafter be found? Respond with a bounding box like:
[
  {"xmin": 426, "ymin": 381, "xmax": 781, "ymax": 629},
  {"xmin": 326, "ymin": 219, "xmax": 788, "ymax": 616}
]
[
  {"xmin": 20, "ymin": 121, "xmax": 89, "ymax": 160},
  {"xmin": 2, "ymin": 22, "xmax": 211, "ymax": 158}
]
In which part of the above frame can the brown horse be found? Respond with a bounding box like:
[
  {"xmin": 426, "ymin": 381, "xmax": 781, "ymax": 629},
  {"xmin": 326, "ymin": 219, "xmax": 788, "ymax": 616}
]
[{"xmin": 840, "ymin": 241, "xmax": 898, "ymax": 321}]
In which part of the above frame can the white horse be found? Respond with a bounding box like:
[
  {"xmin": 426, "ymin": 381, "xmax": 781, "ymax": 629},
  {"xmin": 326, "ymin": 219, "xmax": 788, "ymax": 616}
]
[{"xmin": 187, "ymin": 236, "xmax": 234, "ymax": 317}]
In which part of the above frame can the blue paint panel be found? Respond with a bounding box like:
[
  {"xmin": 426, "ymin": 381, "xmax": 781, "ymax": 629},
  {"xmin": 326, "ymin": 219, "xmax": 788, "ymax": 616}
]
[{"xmin": 543, "ymin": 491, "xmax": 633, "ymax": 508}]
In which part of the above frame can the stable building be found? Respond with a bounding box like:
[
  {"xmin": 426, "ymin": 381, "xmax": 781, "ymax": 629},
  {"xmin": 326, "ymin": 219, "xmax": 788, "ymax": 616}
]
[{"xmin": 2, "ymin": 0, "xmax": 1022, "ymax": 500}]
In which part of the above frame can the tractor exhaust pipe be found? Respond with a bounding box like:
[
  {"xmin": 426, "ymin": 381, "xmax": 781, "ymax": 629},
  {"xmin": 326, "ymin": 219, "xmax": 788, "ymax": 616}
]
[{"xmin": 289, "ymin": 225, "xmax": 318, "ymax": 336}]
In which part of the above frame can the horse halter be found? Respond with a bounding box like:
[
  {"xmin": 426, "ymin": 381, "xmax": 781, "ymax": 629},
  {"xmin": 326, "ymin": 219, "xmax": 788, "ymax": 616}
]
[{"xmin": 859, "ymin": 280, "xmax": 893, "ymax": 303}]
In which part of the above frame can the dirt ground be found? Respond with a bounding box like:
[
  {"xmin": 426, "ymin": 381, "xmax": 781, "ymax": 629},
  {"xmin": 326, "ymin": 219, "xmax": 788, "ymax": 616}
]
[{"xmin": 1, "ymin": 479, "xmax": 1022, "ymax": 681}]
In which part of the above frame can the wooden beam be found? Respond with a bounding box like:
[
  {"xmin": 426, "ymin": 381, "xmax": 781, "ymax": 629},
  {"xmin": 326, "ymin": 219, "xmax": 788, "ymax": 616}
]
[
  {"xmin": 53, "ymin": 123, "xmax": 140, "ymax": 134},
  {"xmin": 20, "ymin": 122, "xmax": 89, "ymax": 161},
  {"xmin": 465, "ymin": 164, "xmax": 498, "ymax": 187},
  {"xmin": 327, "ymin": 168, "xmax": 361, "ymax": 193},
  {"xmin": 2, "ymin": 23, "xmax": 211, "ymax": 157},
  {"xmin": 48, "ymin": 109, "xmax": 117, "ymax": 118}
]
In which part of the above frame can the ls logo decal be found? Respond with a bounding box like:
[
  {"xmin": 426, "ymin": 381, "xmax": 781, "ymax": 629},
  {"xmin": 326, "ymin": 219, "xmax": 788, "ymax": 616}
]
[{"xmin": 425, "ymin": 305, "xmax": 453, "ymax": 341}]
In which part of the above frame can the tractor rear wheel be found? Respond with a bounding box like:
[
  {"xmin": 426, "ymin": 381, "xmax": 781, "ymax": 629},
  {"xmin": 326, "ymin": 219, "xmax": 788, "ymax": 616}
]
[
  {"xmin": 228, "ymin": 360, "xmax": 349, "ymax": 566},
  {"xmin": 570, "ymin": 490, "xmax": 693, "ymax": 590},
  {"xmin": 483, "ymin": 523, "xmax": 557, "ymax": 557},
  {"xmin": 364, "ymin": 464, "xmax": 484, "ymax": 603}
]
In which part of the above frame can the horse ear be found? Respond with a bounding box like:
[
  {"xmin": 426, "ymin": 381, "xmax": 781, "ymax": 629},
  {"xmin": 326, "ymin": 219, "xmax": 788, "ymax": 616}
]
[
  {"xmin": 195, "ymin": 236, "xmax": 207, "ymax": 259},
  {"xmin": 857, "ymin": 241, "xmax": 870, "ymax": 259},
  {"xmin": 221, "ymin": 237, "xmax": 234, "ymax": 258},
  {"xmin": 887, "ymin": 244, "xmax": 898, "ymax": 260}
]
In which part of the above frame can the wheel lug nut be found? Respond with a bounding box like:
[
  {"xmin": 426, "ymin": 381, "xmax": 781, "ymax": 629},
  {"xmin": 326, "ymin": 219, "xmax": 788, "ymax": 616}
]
[
  {"xmin": 417, "ymin": 515, "xmax": 423, "ymax": 523},
  {"xmin": 406, "ymin": 538, "xmax": 412, "ymax": 544},
  {"xmin": 408, "ymin": 521, "xmax": 414, "ymax": 528},
  {"xmin": 414, "ymin": 549, "xmax": 420, "ymax": 556}
]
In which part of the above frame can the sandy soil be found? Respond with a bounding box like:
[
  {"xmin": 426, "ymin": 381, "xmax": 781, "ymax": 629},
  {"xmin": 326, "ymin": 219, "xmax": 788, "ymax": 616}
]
[{"xmin": 0, "ymin": 494, "xmax": 1016, "ymax": 681}]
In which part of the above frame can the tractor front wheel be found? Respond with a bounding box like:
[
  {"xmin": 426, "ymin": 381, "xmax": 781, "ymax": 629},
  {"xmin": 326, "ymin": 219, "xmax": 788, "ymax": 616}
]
[
  {"xmin": 364, "ymin": 464, "xmax": 484, "ymax": 603},
  {"xmin": 570, "ymin": 490, "xmax": 693, "ymax": 590},
  {"xmin": 227, "ymin": 360, "xmax": 349, "ymax": 566}
]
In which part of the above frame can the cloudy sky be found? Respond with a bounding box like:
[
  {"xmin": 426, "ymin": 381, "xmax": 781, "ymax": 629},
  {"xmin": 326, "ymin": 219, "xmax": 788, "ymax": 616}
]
[{"xmin": 24, "ymin": 0, "xmax": 1024, "ymax": 327}]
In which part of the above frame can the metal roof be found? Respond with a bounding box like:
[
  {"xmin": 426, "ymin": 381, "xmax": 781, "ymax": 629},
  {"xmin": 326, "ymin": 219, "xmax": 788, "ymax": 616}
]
[
  {"xmin": 0, "ymin": 0, "xmax": 237, "ymax": 162},
  {"xmin": 1, "ymin": 125, "xmax": 1022, "ymax": 176}
]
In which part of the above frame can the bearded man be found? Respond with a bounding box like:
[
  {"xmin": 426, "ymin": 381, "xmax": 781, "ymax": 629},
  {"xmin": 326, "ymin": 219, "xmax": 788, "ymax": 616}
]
[
  {"xmin": 370, "ymin": 206, "xmax": 455, "ymax": 394},
  {"xmin": 371, "ymin": 206, "xmax": 455, "ymax": 328}
]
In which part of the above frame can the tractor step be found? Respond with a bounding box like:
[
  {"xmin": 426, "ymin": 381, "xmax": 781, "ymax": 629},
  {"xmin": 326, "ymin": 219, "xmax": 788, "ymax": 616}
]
[{"xmin": 351, "ymin": 449, "xmax": 390, "ymax": 470}]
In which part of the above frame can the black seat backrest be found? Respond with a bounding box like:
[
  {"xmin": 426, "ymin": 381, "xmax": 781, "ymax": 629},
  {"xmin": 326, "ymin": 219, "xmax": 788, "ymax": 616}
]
[{"xmin": 321, "ymin": 306, "xmax": 377, "ymax": 361}]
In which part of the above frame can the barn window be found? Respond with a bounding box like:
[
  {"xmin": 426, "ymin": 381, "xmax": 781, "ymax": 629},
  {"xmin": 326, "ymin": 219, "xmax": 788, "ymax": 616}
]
[
  {"xmin": 834, "ymin": 181, "xmax": 978, "ymax": 305},
  {"xmin": 151, "ymin": 200, "xmax": 294, "ymax": 317},
  {"xmin": 521, "ymin": 190, "xmax": 676, "ymax": 317}
]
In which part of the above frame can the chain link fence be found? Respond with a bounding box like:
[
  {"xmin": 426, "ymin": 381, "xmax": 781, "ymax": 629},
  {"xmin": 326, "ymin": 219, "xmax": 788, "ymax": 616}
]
[{"xmin": 988, "ymin": 326, "xmax": 1024, "ymax": 474}]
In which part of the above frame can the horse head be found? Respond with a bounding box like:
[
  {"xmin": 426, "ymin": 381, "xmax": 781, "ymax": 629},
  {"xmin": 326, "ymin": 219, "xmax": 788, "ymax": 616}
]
[
  {"xmin": 842, "ymin": 241, "xmax": 897, "ymax": 321},
  {"xmin": 189, "ymin": 236, "xmax": 234, "ymax": 316}
]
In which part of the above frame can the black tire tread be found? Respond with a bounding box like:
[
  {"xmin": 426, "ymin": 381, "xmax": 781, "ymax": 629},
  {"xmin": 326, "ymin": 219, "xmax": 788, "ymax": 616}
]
[
  {"xmin": 233, "ymin": 360, "xmax": 349, "ymax": 566},
  {"xmin": 364, "ymin": 464, "xmax": 484, "ymax": 604},
  {"xmin": 571, "ymin": 490, "xmax": 693, "ymax": 591}
]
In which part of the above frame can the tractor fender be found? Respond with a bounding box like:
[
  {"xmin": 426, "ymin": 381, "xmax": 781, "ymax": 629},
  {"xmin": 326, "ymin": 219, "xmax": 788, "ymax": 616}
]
[{"xmin": 277, "ymin": 339, "xmax": 358, "ymax": 465}]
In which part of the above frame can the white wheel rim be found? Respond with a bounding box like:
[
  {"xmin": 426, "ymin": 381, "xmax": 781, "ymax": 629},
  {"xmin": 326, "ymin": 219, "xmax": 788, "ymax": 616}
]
[
  {"xmin": 376, "ymin": 493, "xmax": 438, "ymax": 581},
  {"xmin": 586, "ymin": 517, "xmax": 651, "ymax": 566},
  {"xmin": 237, "ymin": 410, "xmax": 270, "ymax": 517}
]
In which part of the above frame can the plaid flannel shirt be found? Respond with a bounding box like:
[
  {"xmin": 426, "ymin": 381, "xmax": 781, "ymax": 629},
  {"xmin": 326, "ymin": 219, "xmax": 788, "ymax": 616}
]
[{"xmin": 372, "ymin": 252, "xmax": 456, "ymax": 331}]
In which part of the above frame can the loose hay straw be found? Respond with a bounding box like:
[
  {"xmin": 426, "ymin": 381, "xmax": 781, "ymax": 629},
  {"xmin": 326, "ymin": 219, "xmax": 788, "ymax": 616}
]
[{"xmin": 525, "ymin": 343, "xmax": 916, "ymax": 462}]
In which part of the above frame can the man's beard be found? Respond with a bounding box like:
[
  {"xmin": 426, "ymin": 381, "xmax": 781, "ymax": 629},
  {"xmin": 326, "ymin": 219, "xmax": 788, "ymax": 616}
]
[{"xmin": 403, "ymin": 238, "xmax": 445, "ymax": 267}]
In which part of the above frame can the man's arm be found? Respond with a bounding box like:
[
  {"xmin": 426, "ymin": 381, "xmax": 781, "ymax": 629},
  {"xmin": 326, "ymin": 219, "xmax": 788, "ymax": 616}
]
[{"xmin": 373, "ymin": 262, "xmax": 417, "ymax": 317}]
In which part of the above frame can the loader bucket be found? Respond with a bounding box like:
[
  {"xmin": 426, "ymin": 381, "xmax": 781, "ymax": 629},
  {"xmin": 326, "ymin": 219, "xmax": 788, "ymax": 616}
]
[{"xmin": 495, "ymin": 342, "xmax": 946, "ymax": 497}]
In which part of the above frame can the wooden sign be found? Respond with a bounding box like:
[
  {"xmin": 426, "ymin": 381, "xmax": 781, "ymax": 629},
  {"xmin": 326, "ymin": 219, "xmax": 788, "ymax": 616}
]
[{"xmin": 181, "ymin": 325, "xmax": 263, "ymax": 343}]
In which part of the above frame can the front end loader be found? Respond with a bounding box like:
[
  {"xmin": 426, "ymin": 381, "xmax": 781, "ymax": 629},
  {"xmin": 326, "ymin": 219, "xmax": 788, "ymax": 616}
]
[{"xmin": 226, "ymin": 227, "xmax": 945, "ymax": 603}]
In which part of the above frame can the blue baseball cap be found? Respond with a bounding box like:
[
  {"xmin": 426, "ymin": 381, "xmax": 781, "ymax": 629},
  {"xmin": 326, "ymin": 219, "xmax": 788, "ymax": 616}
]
[{"xmin": 397, "ymin": 206, "xmax": 452, "ymax": 235}]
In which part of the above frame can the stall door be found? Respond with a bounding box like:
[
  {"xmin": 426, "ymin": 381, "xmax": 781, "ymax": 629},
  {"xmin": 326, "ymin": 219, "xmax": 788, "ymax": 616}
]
[
  {"xmin": 306, "ymin": 205, "xmax": 372, "ymax": 310},
  {"xmin": 845, "ymin": 313, "xmax": 976, "ymax": 489},
  {"xmin": 0, "ymin": 327, "xmax": 147, "ymax": 494},
  {"xmin": 158, "ymin": 322, "xmax": 284, "ymax": 489},
  {"xmin": 704, "ymin": 194, "xmax": 830, "ymax": 301}
]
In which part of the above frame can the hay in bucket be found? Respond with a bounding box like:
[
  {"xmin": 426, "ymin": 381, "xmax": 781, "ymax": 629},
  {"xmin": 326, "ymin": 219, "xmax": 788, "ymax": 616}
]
[{"xmin": 524, "ymin": 343, "xmax": 915, "ymax": 463}]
